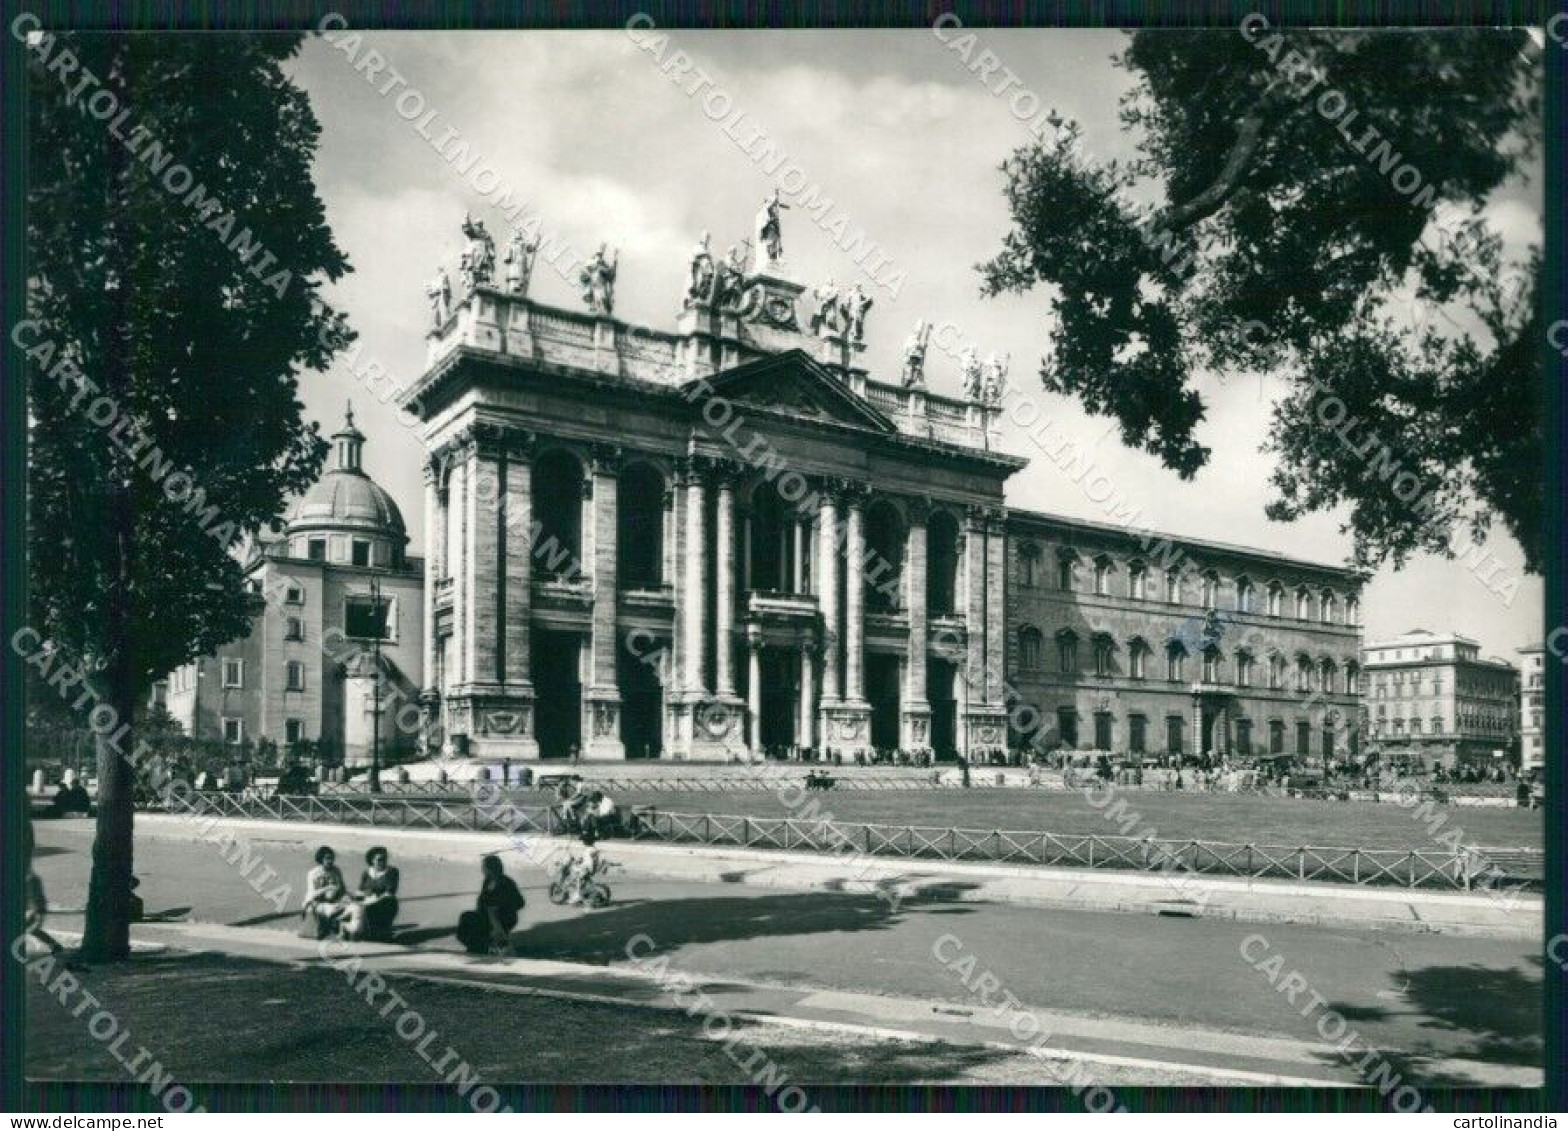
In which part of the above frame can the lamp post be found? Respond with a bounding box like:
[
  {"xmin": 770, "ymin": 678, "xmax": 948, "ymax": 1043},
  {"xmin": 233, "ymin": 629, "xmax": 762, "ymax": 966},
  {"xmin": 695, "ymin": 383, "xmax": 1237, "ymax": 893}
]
[{"xmin": 369, "ymin": 576, "xmax": 383, "ymax": 793}]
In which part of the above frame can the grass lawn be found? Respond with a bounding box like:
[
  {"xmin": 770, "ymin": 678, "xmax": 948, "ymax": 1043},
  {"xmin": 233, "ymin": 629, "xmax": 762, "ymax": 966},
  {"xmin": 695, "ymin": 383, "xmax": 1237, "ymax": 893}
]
[
  {"xmin": 24, "ymin": 950, "xmax": 1215, "ymax": 1091},
  {"xmin": 606, "ymin": 787, "xmax": 1541, "ymax": 850}
]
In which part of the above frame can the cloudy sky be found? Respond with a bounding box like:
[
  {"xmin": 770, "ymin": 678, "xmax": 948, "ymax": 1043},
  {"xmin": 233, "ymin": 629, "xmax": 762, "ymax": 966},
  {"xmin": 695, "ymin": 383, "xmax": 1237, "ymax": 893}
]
[{"xmin": 283, "ymin": 27, "xmax": 1542, "ymax": 661}]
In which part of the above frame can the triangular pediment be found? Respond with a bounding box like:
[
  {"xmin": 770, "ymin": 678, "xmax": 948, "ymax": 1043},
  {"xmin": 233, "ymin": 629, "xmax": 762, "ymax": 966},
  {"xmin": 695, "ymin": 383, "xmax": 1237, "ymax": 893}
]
[{"xmin": 687, "ymin": 350, "xmax": 896, "ymax": 434}]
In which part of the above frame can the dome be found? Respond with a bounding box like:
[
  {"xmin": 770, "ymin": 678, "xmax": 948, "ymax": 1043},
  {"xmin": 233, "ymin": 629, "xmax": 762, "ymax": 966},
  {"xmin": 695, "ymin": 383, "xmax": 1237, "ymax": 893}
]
[
  {"xmin": 284, "ymin": 404, "xmax": 408, "ymax": 543},
  {"xmin": 285, "ymin": 469, "xmax": 406, "ymax": 537}
]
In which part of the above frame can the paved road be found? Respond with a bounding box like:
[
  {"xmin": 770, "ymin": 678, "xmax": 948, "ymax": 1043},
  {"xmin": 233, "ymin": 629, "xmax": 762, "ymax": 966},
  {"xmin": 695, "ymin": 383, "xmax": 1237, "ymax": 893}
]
[{"xmin": 31, "ymin": 820, "xmax": 1542, "ymax": 1084}]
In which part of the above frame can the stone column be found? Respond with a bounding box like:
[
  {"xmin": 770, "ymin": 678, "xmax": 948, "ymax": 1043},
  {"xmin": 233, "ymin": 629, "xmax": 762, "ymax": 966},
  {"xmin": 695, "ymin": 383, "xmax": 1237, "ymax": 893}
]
[
  {"xmin": 683, "ymin": 463, "xmax": 709, "ymax": 696},
  {"xmin": 584, "ymin": 446, "xmax": 623, "ymax": 759},
  {"xmin": 1192, "ymin": 697, "xmax": 1203, "ymax": 760},
  {"xmin": 985, "ymin": 510, "xmax": 1007, "ymax": 706},
  {"xmin": 798, "ymin": 642, "xmax": 816, "ymax": 748},
  {"xmin": 747, "ymin": 635, "xmax": 763, "ymax": 753},
  {"xmin": 715, "ymin": 474, "xmax": 737, "ymax": 698},
  {"xmin": 844, "ymin": 492, "xmax": 866, "ymax": 704},
  {"xmin": 798, "ymin": 513, "xmax": 814, "ymax": 594},
  {"xmin": 501, "ymin": 435, "xmax": 534, "ymax": 695},
  {"xmin": 449, "ymin": 452, "xmax": 469, "ymax": 690},
  {"xmin": 962, "ymin": 505, "xmax": 988, "ymax": 704},
  {"xmin": 817, "ymin": 489, "xmax": 841, "ymax": 703},
  {"xmin": 421, "ymin": 458, "xmax": 440, "ymax": 697},
  {"xmin": 461, "ymin": 437, "xmax": 500, "ymax": 688},
  {"xmin": 902, "ymin": 500, "xmax": 931, "ymax": 749}
]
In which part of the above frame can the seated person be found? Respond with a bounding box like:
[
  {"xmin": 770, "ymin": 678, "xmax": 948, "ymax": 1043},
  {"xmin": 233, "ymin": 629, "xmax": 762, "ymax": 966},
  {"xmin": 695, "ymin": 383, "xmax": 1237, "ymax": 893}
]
[
  {"xmin": 557, "ymin": 785, "xmax": 589, "ymax": 833},
  {"xmin": 585, "ymin": 790, "xmax": 620, "ymax": 837},
  {"xmin": 344, "ymin": 846, "xmax": 400, "ymax": 942},
  {"xmin": 301, "ymin": 846, "xmax": 350, "ymax": 939},
  {"xmin": 460, "ymin": 854, "xmax": 525, "ymax": 954}
]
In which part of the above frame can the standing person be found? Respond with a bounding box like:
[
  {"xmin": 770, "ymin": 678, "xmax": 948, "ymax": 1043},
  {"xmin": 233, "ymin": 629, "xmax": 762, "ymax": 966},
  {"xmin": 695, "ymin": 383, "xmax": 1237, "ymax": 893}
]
[
  {"xmin": 23, "ymin": 819, "xmax": 68, "ymax": 958},
  {"xmin": 346, "ymin": 846, "xmax": 400, "ymax": 942},
  {"xmin": 460, "ymin": 855, "xmax": 525, "ymax": 955}
]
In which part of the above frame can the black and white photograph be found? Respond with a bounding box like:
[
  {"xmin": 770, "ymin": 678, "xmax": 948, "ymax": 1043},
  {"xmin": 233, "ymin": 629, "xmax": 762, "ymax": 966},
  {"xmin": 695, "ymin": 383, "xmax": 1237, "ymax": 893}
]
[{"xmin": 5, "ymin": 5, "xmax": 1562, "ymax": 1118}]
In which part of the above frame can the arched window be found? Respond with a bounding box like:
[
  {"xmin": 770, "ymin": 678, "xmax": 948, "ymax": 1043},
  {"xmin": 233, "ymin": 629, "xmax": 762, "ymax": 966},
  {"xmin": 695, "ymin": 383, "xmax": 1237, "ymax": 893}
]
[
  {"xmin": 1018, "ymin": 625, "xmax": 1043, "ymax": 670},
  {"xmin": 1295, "ymin": 655, "xmax": 1313, "ymax": 692},
  {"xmin": 1235, "ymin": 650, "xmax": 1254, "ymax": 687},
  {"xmin": 1320, "ymin": 590, "xmax": 1337, "ymax": 625},
  {"xmin": 1319, "ymin": 658, "xmax": 1337, "ymax": 695},
  {"xmin": 1201, "ymin": 570, "xmax": 1219, "ymax": 609},
  {"xmin": 1345, "ymin": 596, "xmax": 1360, "ymax": 626},
  {"xmin": 1236, "ymin": 576, "xmax": 1254, "ymax": 613},
  {"xmin": 1295, "ymin": 587, "xmax": 1312, "ymax": 620},
  {"xmin": 1266, "ymin": 581, "xmax": 1283, "ymax": 617},
  {"xmin": 534, "ymin": 448, "xmax": 585, "ymax": 580},
  {"xmin": 1269, "ymin": 653, "xmax": 1286, "ymax": 690},
  {"xmin": 864, "ymin": 499, "xmax": 905, "ymax": 614},
  {"xmin": 1093, "ymin": 555, "xmax": 1113, "ymax": 597},
  {"xmin": 1056, "ymin": 549, "xmax": 1078, "ymax": 592},
  {"xmin": 1202, "ymin": 646, "xmax": 1223, "ymax": 684},
  {"xmin": 617, "ymin": 461, "xmax": 666, "ymax": 590},
  {"xmin": 1345, "ymin": 661, "xmax": 1361, "ymax": 696},
  {"xmin": 1128, "ymin": 560, "xmax": 1147, "ymax": 600},
  {"xmin": 1056, "ymin": 630, "xmax": 1079, "ymax": 674},
  {"xmin": 1166, "ymin": 641, "xmax": 1187, "ymax": 682},
  {"xmin": 1165, "ymin": 569, "xmax": 1183, "ymax": 604},
  {"xmin": 1018, "ymin": 542, "xmax": 1041, "ymax": 587},
  {"xmin": 1128, "ymin": 637, "xmax": 1149, "ymax": 680},
  {"xmin": 927, "ymin": 510, "xmax": 961, "ymax": 615},
  {"xmin": 1093, "ymin": 635, "xmax": 1114, "ymax": 678}
]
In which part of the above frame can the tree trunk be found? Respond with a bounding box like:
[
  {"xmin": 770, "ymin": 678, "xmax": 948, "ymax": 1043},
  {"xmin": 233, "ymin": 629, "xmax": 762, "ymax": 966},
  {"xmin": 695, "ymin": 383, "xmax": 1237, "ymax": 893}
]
[{"xmin": 81, "ymin": 657, "xmax": 137, "ymax": 958}]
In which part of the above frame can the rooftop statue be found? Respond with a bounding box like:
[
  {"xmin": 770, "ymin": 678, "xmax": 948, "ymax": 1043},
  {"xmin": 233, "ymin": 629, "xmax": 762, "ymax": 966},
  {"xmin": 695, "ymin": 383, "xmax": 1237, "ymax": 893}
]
[
  {"xmin": 459, "ymin": 212, "xmax": 496, "ymax": 292},
  {"xmin": 809, "ymin": 277, "xmax": 842, "ymax": 336},
  {"xmin": 900, "ymin": 320, "xmax": 931, "ymax": 388},
  {"xmin": 579, "ymin": 243, "xmax": 619, "ymax": 315},
  {"xmin": 711, "ymin": 243, "xmax": 748, "ymax": 310},
  {"xmin": 755, "ymin": 188, "xmax": 789, "ymax": 268},
  {"xmin": 844, "ymin": 283, "xmax": 873, "ymax": 343},
  {"xmin": 503, "ymin": 225, "xmax": 540, "ymax": 297},
  {"xmin": 424, "ymin": 266, "xmax": 452, "ymax": 328},
  {"xmin": 686, "ymin": 231, "xmax": 716, "ymax": 307},
  {"xmin": 981, "ymin": 350, "xmax": 1009, "ymax": 405},
  {"xmin": 960, "ymin": 346, "xmax": 984, "ymax": 401}
]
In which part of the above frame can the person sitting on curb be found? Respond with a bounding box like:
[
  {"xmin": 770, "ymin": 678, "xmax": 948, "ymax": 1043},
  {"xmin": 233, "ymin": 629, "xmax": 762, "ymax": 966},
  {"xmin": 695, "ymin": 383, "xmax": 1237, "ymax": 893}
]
[
  {"xmin": 344, "ymin": 846, "xmax": 400, "ymax": 942},
  {"xmin": 300, "ymin": 846, "xmax": 351, "ymax": 940},
  {"xmin": 459, "ymin": 854, "xmax": 525, "ymax": 955}
]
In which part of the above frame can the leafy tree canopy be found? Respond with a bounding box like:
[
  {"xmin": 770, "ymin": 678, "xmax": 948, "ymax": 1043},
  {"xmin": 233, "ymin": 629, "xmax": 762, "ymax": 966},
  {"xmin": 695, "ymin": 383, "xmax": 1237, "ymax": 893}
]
[{"xmin": 981, "ymin": 27, "xmax": 1541, "ymax": 573}]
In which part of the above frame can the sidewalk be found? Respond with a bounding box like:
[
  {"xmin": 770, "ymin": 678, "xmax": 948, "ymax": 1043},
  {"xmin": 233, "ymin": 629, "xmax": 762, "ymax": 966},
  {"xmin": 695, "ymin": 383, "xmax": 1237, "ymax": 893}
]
[
  {"xmin": 135, "ymin": 813, "xmax": 1541, "ymax": 939},
  {"xmin": 47, "ymin": 920, "xmax": 1541, "ymax": 1088}
]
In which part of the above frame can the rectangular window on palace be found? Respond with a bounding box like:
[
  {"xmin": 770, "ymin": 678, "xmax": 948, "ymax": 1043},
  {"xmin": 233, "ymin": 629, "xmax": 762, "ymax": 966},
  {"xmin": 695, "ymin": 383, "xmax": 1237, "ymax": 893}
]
[
  {"xmin": 222, "ymin": 717, "xmax": 243, "ymax": 744},
  {"xmin": 1130, "ymin": 715, "xmax": 1147, "ymax": 754},
  {"xmin": 222, "ymin": 659, "xmax": 243, "ymax": 688},
  {"xmin": 286, "ymin": 661, "xmax": 305, "ymax": 692},
  {"xmin": 308, "ymin": 538, "xmax": 327, "ymax": 561},
  {"xmin": 1166, "ymin": 715, "xmax": 1184, "ymax": 755},
  {"xmin": 345, "ymin": 595, "xmax": 392, "ymax": 640},
  {"xmin": 1058, "ymin": 709, "xmax": 1079, "ymax": 748},
  {"xmin": 352, "ymin": 540, "xmax": 371, "ymax": 567},
  {"xmin": 1094, "ymin": 712, "xmax": 1113, "ymax": 750}
]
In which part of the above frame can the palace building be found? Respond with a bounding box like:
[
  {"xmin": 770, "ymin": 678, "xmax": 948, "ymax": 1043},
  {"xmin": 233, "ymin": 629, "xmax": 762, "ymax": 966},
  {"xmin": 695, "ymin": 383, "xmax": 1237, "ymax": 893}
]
[
  {"xmin": 161, "ymin": 409, "xmax": 426, "ymax": 767},
  {"xmin": 403, "ymin": 209, "xmax": 1363, "ymax": 763},
  {"xmin": 1362, "ymin": 629, "xmax": 1520, "ymax": 770}
]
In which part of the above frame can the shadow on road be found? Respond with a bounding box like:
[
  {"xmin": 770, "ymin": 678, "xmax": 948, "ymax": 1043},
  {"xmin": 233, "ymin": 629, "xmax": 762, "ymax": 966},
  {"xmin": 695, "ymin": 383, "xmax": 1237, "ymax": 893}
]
[{"xmin": 514, "ymin": 887, "xmax": 974, "ymax": 965}]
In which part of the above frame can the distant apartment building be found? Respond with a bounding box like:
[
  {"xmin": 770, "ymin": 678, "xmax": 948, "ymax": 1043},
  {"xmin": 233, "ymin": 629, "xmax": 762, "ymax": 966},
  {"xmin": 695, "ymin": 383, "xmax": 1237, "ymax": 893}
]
[
  {"xmin": 161, "ymin": 409, "xmax": 424, "ymax": 767},
  {"xmin": 1362, "ymin": 629, "xmax": 1519, "ymax": 769},
  {"xmin": 1517, "ymin": 644, "xmax": 1544, "ymax": 773}
]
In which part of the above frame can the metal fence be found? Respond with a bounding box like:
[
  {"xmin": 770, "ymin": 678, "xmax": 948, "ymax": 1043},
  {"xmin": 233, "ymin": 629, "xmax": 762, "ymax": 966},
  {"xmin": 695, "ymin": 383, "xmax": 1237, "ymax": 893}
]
[{"xmin": 166, "ymin": 792, "xmax": 1541, "ymax": 892}]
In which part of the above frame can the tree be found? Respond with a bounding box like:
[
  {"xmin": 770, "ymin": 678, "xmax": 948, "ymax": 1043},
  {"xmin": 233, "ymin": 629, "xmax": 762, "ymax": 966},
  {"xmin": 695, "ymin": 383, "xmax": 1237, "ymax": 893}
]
[
  {"xmin": 24, "ymin": 31, "xmax": 352, "ymax": 960},
  {"xmin": 980, "ymin": 27, "xmax": 1541, "ymax": 573}
]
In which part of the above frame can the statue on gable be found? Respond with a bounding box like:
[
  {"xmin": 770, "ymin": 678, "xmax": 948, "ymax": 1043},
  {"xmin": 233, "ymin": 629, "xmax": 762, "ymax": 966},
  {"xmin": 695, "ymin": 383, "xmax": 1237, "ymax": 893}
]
[
  {"xmin": 686, "ymin": 231, "xmax": 716, "ymax": 307},
  {"xmin": 579, "ymin": 243, "xmax": 618, "ymax": 316},
  {"xmin": 900, "ymin": 320, "xmax": 931, "ymax": 388},
  {"xmin": 712, "ymin": 243, "xmax": 748, "ymax": 310},
  {"xmin": 809, "ymin": 277, "xmax": 842, "ymax": 336},
  {"xmin": 755, "ymin": 188, "xmax": 788, "ymax": 267},
  {"xmin": 960, "ymin": 347, "xmax": 984, "ymax": 401},
  {"xmin": 844, "ymin": 283, "xmax": 873, "ymax": 342},
  {"xmin": 459, "ymin": 212, "xmax": 496, "ymax": 292},
  {"xmin": 503, "ymin": 225, "xmax": 540, "ymax": 297},
  {"xmin": 981, "ymin": 350, "xmax": 1009, "ymax": 405}
]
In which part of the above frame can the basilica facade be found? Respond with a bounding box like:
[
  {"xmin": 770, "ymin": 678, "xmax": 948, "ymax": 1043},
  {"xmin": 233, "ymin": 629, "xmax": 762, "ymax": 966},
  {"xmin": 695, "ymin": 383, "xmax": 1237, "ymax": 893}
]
[{"xmin": 404, "ymin": 214, "xmax": 1362, "ymax": 763}]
